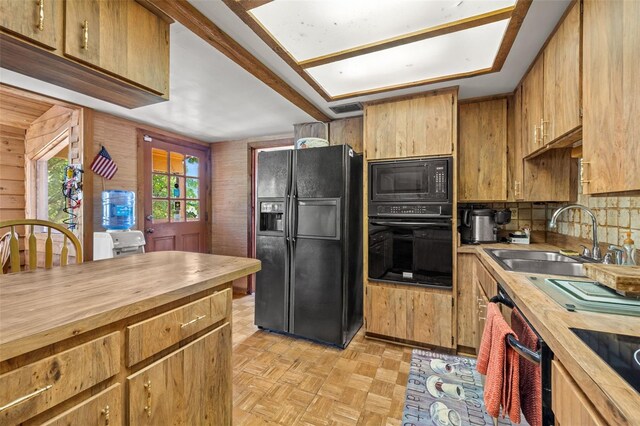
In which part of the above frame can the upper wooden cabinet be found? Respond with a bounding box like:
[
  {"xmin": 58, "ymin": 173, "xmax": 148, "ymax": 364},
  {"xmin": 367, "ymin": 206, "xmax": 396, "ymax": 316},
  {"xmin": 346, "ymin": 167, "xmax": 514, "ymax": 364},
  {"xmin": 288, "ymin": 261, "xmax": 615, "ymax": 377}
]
[
  {"xmin": 582, "ymin": 0, "xmax": 640, "ymax": 194},
  {"xmin": 0, "ymin": 0, "xmax": 59, "ymax": 50},
  {"xmin": 507, "ymin": 89, "xmax": 524, "ymax": 201},
  {"xmin": 458, "ymin": 99, "xmax": 508, "ymax": 202},
  {"xmin": 0, "ymin": 0, "xmax": 170, "ymax": 108},
  {"xmin": 522, "ymin": 55, "xmax": 545, "ymax": 156},
  {"xmin": 543, "ymin": 2, "xmax": 581, "ymax": 144},
  {"xmin": 522, "ymin": 2, "xmax": 581, "ymax": 158},
  {"xmin": 364, "ymin": 91, "xmax": 456, "ymax": 160}
]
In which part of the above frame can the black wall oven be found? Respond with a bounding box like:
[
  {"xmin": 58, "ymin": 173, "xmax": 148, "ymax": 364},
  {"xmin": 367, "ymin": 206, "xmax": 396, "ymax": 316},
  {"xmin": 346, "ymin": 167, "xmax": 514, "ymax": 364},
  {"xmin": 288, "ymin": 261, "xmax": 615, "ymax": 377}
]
[{"xmin": 368, "ymin": 157, "xmax": 453, "ymax": 288}]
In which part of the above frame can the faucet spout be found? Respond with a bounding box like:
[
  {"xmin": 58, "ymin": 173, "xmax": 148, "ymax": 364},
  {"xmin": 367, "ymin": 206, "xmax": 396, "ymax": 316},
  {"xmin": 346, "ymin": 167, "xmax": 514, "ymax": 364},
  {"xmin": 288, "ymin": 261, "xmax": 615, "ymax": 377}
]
[{"xmin": 549, "ymin": 204, "xmax": 601, "ymax": 260}]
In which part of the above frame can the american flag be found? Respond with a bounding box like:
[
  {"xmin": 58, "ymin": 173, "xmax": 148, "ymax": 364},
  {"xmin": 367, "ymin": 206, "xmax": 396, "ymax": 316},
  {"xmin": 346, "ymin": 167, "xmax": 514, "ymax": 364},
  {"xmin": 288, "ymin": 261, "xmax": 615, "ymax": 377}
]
[{"xmin": 90, "ymin": 146, "xmax": 118, "ymax": 180}]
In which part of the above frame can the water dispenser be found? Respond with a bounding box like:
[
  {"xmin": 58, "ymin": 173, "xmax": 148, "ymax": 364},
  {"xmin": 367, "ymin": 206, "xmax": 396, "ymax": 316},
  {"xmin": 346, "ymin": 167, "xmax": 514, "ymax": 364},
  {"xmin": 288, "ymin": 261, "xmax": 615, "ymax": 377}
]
[{"xmin": 259, "ymin": 201, "xmax": 285, "ymax": 232}]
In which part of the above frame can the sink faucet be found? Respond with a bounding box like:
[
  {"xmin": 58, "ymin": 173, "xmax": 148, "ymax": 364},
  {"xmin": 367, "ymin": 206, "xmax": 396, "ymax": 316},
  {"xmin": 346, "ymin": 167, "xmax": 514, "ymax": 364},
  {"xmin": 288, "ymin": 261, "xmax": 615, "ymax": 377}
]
[{"xmin": 549, "ymin": 204, "xmax": 601, "ymax": 260}]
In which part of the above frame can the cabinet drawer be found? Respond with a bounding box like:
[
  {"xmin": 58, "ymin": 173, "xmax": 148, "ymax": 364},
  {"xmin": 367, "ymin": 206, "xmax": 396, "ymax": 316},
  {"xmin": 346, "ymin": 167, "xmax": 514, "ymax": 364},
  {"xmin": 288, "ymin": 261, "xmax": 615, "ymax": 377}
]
[
  {"xmin": 551, "ymin": 360, "xmax": 606, "ymax": 426},
  {"xmin": 0, "ymin": 332, "xmax": 120, "ymax": 425},
  {"xmin": 42, "ymin": 383, "xmax": 122, "ymax": 426},
  {"xmin": 127, "ymin": 288, "xmax": 231, "ymax": 366}
]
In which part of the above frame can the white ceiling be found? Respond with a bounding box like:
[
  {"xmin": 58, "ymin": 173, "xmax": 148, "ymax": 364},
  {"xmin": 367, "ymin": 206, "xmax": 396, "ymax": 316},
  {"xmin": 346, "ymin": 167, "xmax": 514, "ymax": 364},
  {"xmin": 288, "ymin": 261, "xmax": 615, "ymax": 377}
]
[{"xmin": 0, "ymin": 0, "xmax": 570, "ymax": 142}]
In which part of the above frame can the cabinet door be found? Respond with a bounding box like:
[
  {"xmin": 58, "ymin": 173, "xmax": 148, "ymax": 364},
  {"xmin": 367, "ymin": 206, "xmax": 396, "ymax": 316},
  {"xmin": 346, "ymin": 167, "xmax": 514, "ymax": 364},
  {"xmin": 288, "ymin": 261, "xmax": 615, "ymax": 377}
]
[
  {"xmin": 42, "ymin": 384, "xmax": 122, "ymax": 426},
  {"xmin": 64, "ymin": 0, "xmax": 127, "ymax": 77},
  {"xmin": 364, "ymin": 92, "xmax": 454, "ymax": 160},
  {"xmin": 128, "ymin": 323, "xmax": 232, "ymax": 426},
  {"xmin": 125, "ymin": 1, "xmax": 169, "ymax": 95},
  {"xmin": 0, "ymin": 0, "xmax": 58, "ymax": 50},
  {"xmin": 473, "ymin": 280, "xmax": 489, "ymax": 352},
  {"xmin": 551, "ymin": 360, "xmax": 606, "ymax": 426},
  {"xmin": 543, "ymin": 2, "xmax": 581, "ymax": 143},
  {"xmin": 406, "ymin": 289, "xmax": 453, "ymax": 348},
  {"xmin": 521, "ymin": 56, "xmax": 544, "ymax": 156},
  {"xmin": 365, "ymin": 285, "xmax": 406, "ymax": 339},
  {"xmin": 456, "ymin": 254, "xmax": 476, "ymax": 349},
  {"xmin": 329, "ymin": 117, "xmax": 363, "ymax": 154},
  {"xmin": 458, "ymin": 99, "xmax": 507, "ymax": 201},
  {"xmin": 583, "ymin": 0, "xmax": 640, "ymax": 194},
  {"xmin": 507, "ymin": 88, "xmax": 524, "ymax": 201}
]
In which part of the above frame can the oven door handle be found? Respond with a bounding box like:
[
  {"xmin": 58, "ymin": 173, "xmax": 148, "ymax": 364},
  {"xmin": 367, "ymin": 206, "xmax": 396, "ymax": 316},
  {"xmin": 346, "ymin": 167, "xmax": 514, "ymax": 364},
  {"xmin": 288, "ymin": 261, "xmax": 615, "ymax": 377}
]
[{"xmin": 370, "ymin": 221, "xmax": 451, "ymax": 227}]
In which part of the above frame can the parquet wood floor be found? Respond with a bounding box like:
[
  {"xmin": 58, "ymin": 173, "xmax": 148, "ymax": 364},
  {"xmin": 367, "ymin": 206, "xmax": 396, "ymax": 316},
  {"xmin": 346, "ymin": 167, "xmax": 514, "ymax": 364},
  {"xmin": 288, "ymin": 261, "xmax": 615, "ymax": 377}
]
[{"xmin": 231, "ymin": 294, "xmax": 413, "ymax": 426}]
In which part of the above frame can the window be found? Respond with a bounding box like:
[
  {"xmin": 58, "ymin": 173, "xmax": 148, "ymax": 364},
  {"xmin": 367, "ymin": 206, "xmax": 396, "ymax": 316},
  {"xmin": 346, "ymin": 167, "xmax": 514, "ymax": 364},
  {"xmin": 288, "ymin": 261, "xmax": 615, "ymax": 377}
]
[{"xmin": 36, "ymin": 146, "xmax": 69, "ymax": 225}]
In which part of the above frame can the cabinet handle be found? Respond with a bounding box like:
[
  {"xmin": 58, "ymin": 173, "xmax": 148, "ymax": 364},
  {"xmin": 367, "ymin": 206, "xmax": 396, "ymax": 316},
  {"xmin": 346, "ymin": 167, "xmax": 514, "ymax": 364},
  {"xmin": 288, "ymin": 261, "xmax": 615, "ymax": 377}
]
[
  {"xmin": 540, "ymin": 118, "xmax": 549, "ymax": 142},
  {"xmin": 180, "ymin": 314, "xmax": 206, "ymax": 328},
  {"xmin": 581, "ymin": 161, "xmax": 591, "ymax": 184},
  {"xmin": 533, "ymin": 125, "xmax": 539, "ymax": 145},
  {"xmin": 514, "ymin": 180, "xmax": 521, "ymax": 198},
  {"xmin": 37, "ymin": 0, "xmax": 45, "ymax": 31},
  {"xmin": 101, "ymin": 405, "xmax": 111, "ymax": 425},
  {"xmin": 144, "ymin": 380, "xmax": 152, "ymax": 417},
  {"xmin": 82, "ymin": 20, "xmax": 89, "ymax": 50},
  {"xmin": 0, "ymin": 384, "xmax": 53, "ymax": 412}
]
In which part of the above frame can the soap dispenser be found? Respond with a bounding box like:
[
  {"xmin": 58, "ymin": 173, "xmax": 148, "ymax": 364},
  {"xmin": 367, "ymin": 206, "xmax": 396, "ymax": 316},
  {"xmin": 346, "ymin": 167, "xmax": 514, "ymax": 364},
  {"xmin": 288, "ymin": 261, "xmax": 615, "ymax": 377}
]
[{"xmin": 623, "ymin": 232, "xmax": 637, "ymax": 266}]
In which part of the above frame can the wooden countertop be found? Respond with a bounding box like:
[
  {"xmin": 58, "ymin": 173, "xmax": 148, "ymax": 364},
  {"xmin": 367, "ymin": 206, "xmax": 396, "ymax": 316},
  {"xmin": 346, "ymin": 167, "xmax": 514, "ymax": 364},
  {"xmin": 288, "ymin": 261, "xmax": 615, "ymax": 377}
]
[
  {"xmin": 0, "ymin": 252, "xmax": 260, "ymax": 362},
  {"xmin": 458, "ymin": 243, "xmax": 640, "ymax": 425}
]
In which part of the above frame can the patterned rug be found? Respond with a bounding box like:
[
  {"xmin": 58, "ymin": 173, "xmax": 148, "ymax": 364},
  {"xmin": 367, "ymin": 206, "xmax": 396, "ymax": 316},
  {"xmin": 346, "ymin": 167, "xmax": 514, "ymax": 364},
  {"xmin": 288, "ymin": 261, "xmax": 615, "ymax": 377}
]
[{"xmin": 402, "ymin": 349, "xmax": 528, "ymax": 426}]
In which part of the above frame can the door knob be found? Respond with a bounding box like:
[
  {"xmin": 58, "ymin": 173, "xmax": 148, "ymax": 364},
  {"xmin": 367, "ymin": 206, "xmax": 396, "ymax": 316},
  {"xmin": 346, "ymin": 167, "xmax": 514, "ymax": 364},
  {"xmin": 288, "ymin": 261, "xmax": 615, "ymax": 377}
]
[{"xmin": 146, "ymin": 228, "xmax": 154, "ymax": 234}]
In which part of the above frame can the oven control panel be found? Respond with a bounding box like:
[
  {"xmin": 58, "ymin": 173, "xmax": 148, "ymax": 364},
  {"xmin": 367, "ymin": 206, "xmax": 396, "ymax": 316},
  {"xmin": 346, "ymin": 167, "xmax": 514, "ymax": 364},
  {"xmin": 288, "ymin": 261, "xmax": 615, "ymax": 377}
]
[{"xmin": 375, "ymin": 205, "xmax": 443, "ymax": 216}]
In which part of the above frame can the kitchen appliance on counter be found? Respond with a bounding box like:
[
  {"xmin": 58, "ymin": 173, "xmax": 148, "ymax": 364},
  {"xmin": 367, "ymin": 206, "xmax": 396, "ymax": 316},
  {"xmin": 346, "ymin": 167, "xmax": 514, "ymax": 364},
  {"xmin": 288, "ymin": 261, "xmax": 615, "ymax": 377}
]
[
  {"xmin": 255, "ymin": 145, "xmax": 362, "ymax": 348},
  {"xmin": 459, "ymin": 207, "xmax": 511, "ymax": 244},
  {"xmin": 571, "ymin": 328, "xmax": 640, "ymax": 393},
  {"xmin": 93, "ymin": 230, "xmax": 145, "ymax": 260},
  {"xmin": 368, "ymin": 157, "xmax": 453, "ymax": 288}
]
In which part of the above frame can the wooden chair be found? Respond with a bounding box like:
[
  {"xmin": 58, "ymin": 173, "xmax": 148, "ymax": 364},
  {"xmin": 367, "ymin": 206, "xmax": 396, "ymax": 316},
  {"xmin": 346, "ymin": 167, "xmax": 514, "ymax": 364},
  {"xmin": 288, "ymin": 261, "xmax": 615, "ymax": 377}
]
[{"xmin": 0, "ymin": 219, "xmax": 83, "ymax": 274}]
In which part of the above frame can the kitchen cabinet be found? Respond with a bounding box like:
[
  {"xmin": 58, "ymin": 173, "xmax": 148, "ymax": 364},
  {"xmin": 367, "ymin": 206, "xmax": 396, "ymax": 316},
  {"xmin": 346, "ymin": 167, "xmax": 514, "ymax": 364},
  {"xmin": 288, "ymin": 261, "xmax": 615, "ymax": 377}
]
[
  {"xmin": 523, "ymin": 149, "xmax": 578, "ymax": 202},
  {"xmin": 507, "ymin": 89, "xmax": 524, "ymax": 201},
  {"xmin": 364, "ymin": 90, "xmax": 456, "ymax": 160},
  {"xmin": 551, "ymin": 360, "xmax": 606, "ymax": 426},
  {"xmin": 128, "ymin": 323, "xmax": 232, "ymax": 425},
  {"xmin": 329, "ymin": 116, "xmax": 363, "ymax": 154},
  {"xmin": 0, "ymin": 0, "xmax": 169, "ymax": 108},
  {"xmin": 522, "ymin": 55, "xmax": 545, "ymax": 157},
  {"xmin": 473, "ymin": 278, "xmax": 489, "ymax": 353},
  {"xmin": 366, "ymin": 283, "xmax": 453, "ymax": 348},
  {"xmin": 0, "ymin": 0, "xmax": 59, "ymax": 50},
  {"xmin": 458, "ymin": 98, "xmax": 508, "ymax": 202},
  {"xmin": 582, "ymin": 0, "xmax": 640, "ymax": 194},
  {"xmin": 41, "ymin": 384, "xmax": 123, "ymax": 426},
  {"xmin": 456, "ymin": 254, "xmax": 476, "ymax": 350},
  {"xmin": 543, "ymin": 2, "xmax": 581, "ymax": 144}
]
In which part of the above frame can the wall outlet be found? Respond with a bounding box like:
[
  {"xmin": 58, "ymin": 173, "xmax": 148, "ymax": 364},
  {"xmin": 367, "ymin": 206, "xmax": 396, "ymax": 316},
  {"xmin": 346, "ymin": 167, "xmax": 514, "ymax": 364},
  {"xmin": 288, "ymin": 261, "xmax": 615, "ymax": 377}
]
[{"xmin": 511, "ymin": 207, "xmax": 519, "ymax": 220}]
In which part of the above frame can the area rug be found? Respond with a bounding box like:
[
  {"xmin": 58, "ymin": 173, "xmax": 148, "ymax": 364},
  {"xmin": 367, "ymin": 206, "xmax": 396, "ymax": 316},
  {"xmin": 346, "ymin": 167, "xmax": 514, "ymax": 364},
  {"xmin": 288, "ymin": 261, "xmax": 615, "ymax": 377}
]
[{"xmin": 402, "ymin": 349, "xmax": 528, "ymax": 426}]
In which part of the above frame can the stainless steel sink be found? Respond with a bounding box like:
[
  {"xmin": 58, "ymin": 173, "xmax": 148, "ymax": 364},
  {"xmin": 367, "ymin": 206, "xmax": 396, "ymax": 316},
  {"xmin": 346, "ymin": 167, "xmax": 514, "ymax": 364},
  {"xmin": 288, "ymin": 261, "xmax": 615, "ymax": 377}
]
[
  {"xmin": 489, "ymin": 249, "xmax": 577, "ymax": 263},
  {"xmin": 485, "ymin": 249, "xmax": 588, "ymax": 277}
]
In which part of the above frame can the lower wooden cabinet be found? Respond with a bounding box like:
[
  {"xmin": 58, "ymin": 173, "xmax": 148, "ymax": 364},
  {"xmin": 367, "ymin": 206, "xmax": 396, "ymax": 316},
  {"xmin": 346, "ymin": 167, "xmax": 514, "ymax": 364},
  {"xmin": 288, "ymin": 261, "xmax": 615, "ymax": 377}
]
[
  {"xmin": 365, "ymin": 283, "xmax": 453, "ymax": 348},
  {"xmin": 128, "ymin": 323, "xmax": 232, "ymax": 426},
  {"xmin": 473, "ymin": 279, "xmax": 489, "ymax": 352},
  {"xmin": 551, "ymin": 360, "xmax": 606, "ymax": 426},
  {"xmin": 42, "ymin": 384, "xmax": 122, "ymax": 426}
]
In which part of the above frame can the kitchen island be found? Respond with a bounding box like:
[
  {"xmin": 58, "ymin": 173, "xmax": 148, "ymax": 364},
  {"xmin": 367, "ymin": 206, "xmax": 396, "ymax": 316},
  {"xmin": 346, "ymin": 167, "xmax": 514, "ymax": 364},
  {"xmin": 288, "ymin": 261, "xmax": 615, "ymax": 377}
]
[
  {"xmin": 458, "ymin": 243, "xmax": 640, "ymax": 426},
  {"xmin": 0, "ymin": 251, "xmax": 260, "ymax": 425}
]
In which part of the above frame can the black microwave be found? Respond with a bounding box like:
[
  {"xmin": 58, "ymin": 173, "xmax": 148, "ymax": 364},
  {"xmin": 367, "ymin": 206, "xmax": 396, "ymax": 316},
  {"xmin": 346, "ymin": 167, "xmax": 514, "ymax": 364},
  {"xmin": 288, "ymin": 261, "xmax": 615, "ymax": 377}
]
[{"xmin": 369, "ymin": 157, "xmax": 452, "ymax": 217}]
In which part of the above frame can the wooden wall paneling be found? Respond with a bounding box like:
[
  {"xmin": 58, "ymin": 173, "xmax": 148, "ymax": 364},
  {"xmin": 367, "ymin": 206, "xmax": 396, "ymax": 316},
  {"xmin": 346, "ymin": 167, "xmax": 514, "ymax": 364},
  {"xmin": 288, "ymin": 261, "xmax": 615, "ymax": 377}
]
[
  {"xmin": 0, "ymin": 125, "xmax": 25, "ymax": 223},
  {"xmin": 582, "ymin": 0, "xmax": 640, "ymax": 194},
  {"xmin": 458, "ymin": 98, "xmax": 507, "ymax": 201},
  {"xmin": 0, "ymin": 92, "xmax": 52, "ymax": 129},
  {"xmin": 25, "ymin": 105, "xmax": 75, "ymax": 158},
  {"xmin": 328, "ymin": 117, "xmax": 363, "ymax": 153}
]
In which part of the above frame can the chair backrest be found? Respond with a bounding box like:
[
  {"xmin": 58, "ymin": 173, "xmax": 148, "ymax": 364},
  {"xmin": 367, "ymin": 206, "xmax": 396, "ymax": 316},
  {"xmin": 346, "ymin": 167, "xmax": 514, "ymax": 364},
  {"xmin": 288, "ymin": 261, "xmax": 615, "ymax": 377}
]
[{"xmin": 0, "ymin": 219, "xmax": 83, "ymax": 274}]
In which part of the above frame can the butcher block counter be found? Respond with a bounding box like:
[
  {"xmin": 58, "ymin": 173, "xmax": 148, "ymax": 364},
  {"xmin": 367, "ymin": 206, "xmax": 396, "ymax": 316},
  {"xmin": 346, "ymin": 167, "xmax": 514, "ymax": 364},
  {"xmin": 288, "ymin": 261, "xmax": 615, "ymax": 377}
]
[
  {"xmin": 458, "ymin": 243, "xmax": 640, "ymax": 426},
  {"xmin": 0, "ymin": 251, "xmax": 260, "ymax": 425}
]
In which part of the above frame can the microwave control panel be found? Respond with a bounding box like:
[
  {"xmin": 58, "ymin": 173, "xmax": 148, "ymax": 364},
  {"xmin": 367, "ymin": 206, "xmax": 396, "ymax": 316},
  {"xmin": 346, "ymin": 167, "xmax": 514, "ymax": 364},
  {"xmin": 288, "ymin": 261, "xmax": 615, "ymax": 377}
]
[
  {"xmin": 434, "ymin": 165, "xmax": 447, "ymax": 194},
  {"xmin": 375, "ymin": 205, "xmax": 442, "ymax": 216}
]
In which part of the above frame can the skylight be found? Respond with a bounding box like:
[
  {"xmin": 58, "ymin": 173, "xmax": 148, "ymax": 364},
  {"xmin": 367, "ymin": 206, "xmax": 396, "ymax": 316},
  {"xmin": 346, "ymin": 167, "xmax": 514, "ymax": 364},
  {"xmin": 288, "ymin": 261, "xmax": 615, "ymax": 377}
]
[{"xmin": 229, "ymin": 0, "xmax": 529, "ymax": 100}]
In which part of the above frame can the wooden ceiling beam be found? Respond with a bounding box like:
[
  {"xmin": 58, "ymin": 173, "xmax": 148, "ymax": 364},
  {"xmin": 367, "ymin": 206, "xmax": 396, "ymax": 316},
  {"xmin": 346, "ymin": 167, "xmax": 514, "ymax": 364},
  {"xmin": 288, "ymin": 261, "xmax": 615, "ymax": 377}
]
[
  {"xmin": 146, "ymin": 0, "xmax": 330, "ymax": 122},
  {"xmin": 298, "ymin": 6, "xmax": 516, "ymax": 69},
  {"xmin": 492, "ymin": 0, "xmax": 533, "ymax": 71},
  {"xmin": 235, "ymin": 0, "xmax": 273, "ymax": 12}
]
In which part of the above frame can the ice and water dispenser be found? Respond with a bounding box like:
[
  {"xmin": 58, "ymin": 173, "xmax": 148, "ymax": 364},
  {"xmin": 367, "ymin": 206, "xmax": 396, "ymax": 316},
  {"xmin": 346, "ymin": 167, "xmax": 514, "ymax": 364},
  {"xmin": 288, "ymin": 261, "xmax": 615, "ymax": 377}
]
[{"xmin": 259, "ymin": 201, "xmax": 285, "ymax": 232}]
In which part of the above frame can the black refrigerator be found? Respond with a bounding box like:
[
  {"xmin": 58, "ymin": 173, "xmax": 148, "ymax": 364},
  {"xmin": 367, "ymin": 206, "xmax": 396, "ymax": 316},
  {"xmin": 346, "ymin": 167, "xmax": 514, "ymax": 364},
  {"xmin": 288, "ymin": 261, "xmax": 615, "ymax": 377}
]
[{"xmin": 255, "ymin": 144, "xmax": 362, "ymax": 348}]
